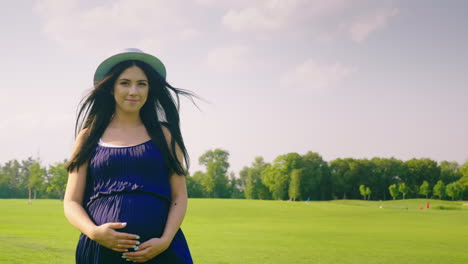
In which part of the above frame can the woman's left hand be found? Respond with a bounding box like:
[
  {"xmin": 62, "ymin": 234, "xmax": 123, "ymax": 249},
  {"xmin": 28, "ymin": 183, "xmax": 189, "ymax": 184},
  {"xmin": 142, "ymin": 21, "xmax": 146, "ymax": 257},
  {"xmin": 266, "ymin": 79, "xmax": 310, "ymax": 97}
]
[{"xmin": 122, "ymin": 237, "xmax": 171, "ymax": 262}]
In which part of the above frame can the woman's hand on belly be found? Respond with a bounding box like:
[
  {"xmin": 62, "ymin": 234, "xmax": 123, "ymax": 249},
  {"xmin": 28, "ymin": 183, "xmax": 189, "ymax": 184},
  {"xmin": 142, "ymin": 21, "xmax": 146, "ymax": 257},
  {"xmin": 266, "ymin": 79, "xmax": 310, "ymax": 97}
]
[
  {"xmin": 122, "ymin": 237, "xmax": 170, "ymax": 262},
  {"xmin": 90, "ymin": 222, "xmax": 141, "ymax": 252}
]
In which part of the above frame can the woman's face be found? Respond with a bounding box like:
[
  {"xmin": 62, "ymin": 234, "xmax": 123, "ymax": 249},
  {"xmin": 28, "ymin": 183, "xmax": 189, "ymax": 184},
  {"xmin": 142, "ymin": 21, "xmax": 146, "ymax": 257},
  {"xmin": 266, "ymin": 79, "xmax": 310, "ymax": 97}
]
[{"xmin": 113, "ymin": 65, "xmax": 149, "ymax": 114}]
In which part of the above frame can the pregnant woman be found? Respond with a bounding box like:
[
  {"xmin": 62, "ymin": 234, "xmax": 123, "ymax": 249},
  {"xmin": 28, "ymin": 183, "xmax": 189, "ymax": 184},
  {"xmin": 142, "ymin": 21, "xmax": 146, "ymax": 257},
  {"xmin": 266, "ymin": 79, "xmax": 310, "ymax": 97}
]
[{"xmin": 64, "ymin": 48, "xmax": 198, "ymax": 263}]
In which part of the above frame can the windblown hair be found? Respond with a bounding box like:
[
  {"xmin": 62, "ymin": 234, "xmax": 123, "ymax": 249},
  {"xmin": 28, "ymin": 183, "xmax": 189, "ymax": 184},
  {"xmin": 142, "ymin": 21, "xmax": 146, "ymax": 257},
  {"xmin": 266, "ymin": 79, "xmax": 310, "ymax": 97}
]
[{"xmin": 66, "ymin": 60, "xmax": 201, "ymax": 177}]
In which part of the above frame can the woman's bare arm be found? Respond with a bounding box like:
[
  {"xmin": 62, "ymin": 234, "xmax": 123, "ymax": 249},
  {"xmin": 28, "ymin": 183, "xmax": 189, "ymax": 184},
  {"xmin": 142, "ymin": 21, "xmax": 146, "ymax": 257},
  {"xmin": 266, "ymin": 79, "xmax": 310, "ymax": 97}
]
[
  {"xmin": 160, "ymin": 126, "xmax": 189, "ymax": 243},
  {"xmin": 63, "ymin": 129, "xmax": 97, "ymax": 237},
  {"xmin": 63, "ymin": 129, "xmax": 139, "ymax": 252}
]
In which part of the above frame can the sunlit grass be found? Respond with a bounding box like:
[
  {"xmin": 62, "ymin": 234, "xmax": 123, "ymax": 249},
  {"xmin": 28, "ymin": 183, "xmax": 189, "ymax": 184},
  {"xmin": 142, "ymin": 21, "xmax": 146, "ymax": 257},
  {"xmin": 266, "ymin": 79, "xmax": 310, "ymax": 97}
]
[{"xmin": 0, "ymin": 198, "xmax": 467, "ymax": 264}]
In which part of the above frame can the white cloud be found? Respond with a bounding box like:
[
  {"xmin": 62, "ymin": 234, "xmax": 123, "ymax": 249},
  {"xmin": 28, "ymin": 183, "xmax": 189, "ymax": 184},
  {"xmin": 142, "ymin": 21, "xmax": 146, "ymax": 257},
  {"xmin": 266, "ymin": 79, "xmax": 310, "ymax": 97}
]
[
  {"xmin": 33, "ymin": 0, "xmax": 196, "ymax": 54},
  {"xmin": 33, "ymin": 0, "xmax": 400, "ymax": 56},
  {"xmin": 280, "ymin": 59, "xmax": 357, "ymax": 91},
  {"xmin": 203, "ymin": 45, "xmax": 251, "ymax": 74},
  {"xmin": 219, "ymin": 0, "xmax": 398, "ymax": 43},
  {"xmin": 194, "ymin": 0, "xmax": 252, "ymax": 7},
  {"xmin": 223, "ymin": 7, "xmax": 284, "ymax": 31},
  {"xmin": 34, "ymin": 0, "xmax": 78, "ymax": 15},
  {"xmin": 221, "ymin": 0, "xmax": 348, "ymax": 32},
  {"xmin": 349, "ymin": 8, "xmax": 399, "ymax": 43}
]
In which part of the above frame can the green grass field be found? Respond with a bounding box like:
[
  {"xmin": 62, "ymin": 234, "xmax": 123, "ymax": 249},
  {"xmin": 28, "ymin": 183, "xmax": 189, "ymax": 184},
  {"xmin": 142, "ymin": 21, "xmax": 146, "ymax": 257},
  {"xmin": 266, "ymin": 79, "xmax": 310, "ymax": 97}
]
[{"xmin": 0, "ymin": 198, "xmax": 467, "ymax": 264}]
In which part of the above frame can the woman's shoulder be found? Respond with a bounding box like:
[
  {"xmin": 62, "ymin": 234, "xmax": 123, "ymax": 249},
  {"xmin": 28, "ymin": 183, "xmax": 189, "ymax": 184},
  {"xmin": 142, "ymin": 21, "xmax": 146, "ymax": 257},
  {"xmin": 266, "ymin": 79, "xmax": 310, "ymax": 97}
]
[
  {"xmin": 69, "ymin": 128, "xmax": 91, "ymax": 160},
  {"xmin": 73, "ymin": 128, "xmax": 91, "ymax": 147}
]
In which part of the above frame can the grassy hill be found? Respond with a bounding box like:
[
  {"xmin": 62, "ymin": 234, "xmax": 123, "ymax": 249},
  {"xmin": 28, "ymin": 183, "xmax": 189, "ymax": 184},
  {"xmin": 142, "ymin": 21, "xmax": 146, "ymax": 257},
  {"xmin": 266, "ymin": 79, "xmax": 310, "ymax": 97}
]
[{"xmin": 0, "ymin": 198, "xmax": 467, "ymax": 264}]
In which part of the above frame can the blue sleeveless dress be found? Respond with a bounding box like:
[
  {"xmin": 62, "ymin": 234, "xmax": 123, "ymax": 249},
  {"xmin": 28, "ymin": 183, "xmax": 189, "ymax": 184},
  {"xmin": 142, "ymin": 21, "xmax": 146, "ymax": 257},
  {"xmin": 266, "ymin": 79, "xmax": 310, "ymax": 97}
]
[{"xmin": 75, "ymin": 139, "xmax": 193, "ymax": 264}]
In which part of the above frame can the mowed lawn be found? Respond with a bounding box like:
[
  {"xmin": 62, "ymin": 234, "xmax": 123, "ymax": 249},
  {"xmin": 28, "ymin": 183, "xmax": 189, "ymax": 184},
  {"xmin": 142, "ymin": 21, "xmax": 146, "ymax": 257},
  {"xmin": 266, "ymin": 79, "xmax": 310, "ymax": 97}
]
[{"xmin": 0, "ymin": 198, "xmax": 467, "ymax": 264}]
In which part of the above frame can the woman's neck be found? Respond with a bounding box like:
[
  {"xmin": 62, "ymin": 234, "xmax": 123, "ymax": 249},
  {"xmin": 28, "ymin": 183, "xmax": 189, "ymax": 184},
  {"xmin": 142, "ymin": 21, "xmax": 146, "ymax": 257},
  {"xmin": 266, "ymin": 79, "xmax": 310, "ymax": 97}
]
[{"xmin": 110, "ymin": 111, "xmax": 143, "ymax": 128}]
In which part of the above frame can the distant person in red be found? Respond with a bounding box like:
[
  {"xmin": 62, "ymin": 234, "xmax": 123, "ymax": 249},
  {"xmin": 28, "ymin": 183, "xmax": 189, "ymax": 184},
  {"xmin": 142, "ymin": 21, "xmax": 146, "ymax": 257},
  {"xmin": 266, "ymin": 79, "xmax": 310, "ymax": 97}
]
[{"xmin": 63, "ymin": 48, "xmax": 200, "ymax": 263}]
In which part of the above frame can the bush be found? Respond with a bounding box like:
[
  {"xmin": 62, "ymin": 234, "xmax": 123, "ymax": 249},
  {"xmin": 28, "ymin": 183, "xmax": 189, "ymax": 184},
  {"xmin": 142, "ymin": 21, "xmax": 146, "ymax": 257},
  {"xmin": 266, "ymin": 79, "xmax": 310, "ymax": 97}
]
[{"xmin": 432, "ymin": 205, "xmax": 461, "ymax": 210}]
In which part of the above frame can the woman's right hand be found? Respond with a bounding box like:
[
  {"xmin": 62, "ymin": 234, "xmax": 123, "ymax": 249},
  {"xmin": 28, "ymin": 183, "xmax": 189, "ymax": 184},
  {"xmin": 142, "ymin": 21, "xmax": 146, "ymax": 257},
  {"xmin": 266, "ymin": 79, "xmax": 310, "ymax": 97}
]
[{"xmin": 90, "ymin": 222, "xmax": 141, "ymax": 252}]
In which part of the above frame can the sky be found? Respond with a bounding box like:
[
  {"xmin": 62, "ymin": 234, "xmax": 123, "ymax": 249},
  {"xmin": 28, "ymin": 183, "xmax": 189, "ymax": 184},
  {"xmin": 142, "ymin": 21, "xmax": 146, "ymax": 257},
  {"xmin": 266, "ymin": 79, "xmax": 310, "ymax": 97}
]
[{"xmin": 1, "ymin": 0, "xmax": 467, "ymax": 175}]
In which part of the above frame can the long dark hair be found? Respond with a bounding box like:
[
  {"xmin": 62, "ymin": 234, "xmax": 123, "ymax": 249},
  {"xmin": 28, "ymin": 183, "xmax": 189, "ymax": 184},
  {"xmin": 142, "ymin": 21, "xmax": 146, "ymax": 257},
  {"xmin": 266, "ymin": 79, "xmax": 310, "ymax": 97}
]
[{"xmin": 66, "ymin": 60, "xmax": 202, "ymax": 177}]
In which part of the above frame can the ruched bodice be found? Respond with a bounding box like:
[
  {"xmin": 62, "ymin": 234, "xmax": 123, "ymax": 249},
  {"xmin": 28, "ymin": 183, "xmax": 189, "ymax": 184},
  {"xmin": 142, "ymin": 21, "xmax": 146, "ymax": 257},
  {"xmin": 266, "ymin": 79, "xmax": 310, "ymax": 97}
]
[{"xmin": 84, "ymin": 139, "xmax": 171, "ymax": 207}]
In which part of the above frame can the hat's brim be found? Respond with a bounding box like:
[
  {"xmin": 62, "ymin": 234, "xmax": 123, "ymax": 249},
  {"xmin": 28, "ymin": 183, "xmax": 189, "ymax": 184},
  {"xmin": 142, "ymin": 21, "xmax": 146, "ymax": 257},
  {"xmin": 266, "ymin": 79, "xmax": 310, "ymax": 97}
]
[{"xmin": 93, "ymin": 51, "xmax": 167, "ymax": 84}]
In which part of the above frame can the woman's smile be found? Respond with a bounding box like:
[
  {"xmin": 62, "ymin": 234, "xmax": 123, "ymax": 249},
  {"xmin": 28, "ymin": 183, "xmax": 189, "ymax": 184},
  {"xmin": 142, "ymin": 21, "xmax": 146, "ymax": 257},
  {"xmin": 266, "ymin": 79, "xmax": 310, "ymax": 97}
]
[{"xmin": 113, "ymin": 65, "xmax": 149, "ymax": 113}]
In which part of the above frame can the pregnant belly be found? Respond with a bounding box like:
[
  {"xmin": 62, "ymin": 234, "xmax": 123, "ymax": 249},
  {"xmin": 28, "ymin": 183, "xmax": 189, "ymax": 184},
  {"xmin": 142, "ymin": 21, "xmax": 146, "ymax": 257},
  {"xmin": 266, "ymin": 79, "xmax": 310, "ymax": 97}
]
[{"xmin": 86, "ymin": 191, "xmax": 170, "ymax": 242}]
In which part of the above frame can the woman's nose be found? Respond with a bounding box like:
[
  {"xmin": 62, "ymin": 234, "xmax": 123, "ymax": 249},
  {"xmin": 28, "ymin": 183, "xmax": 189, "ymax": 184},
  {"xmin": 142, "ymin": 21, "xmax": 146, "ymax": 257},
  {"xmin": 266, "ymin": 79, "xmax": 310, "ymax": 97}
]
[{"xmin": 128, "ymin": 84, "xmax": 138, "ymax": 94}]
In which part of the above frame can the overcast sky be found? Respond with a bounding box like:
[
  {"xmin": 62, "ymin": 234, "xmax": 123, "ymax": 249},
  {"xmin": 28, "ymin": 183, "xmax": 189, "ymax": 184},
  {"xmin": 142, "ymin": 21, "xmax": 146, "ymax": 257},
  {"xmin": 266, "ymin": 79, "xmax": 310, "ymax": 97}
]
[{"xmin": 1, "ymin": 0, "xmax": 467, "ymax": 174}]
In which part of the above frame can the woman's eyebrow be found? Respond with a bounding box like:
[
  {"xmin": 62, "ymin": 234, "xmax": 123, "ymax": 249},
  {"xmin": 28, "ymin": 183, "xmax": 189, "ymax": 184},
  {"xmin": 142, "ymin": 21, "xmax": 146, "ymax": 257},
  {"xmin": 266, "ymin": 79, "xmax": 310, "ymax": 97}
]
[{"xmin": 118, "ymin": 78, "xmax": 148, "ymax": 82}]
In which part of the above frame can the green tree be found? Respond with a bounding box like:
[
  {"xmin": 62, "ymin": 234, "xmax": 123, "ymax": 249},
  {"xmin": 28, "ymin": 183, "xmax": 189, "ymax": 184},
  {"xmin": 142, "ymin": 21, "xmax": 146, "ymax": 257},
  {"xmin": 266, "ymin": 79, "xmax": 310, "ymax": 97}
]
[
  {"xmin": 262, "ymin": 164, "xmax": 288, "ymax": 200},
  {"xmin": 329, "ymin": 158, "xmax": 352, "ymax": 199},
  {"xmin": 198, "ymin": 148, "xmax": 230, "ymax": 198},
  {"xmin": 262, "ymin": 153, "xmax": 302, "ymax": 200},
  {"xmin": 239, "ymin": 166, "xmax": 249, "ymax": 193},
  {"xmin": 46, "ymin": 160, "xmax": 68, "ymax": 199},
  {"xmin": 419, "ymin": 181, "xmax": 431, "ymax": 198},
  {"xmin": 301, "ymin": 152, "xmax": 331, "ymax": 200},
  {"xmin": 445, "ymin": 182, "xmax": 463, "ymax": 201},
  {"xmin": 244, "ymin": 157, "xmax": 271, "ymax": 200},
  {"xmin": 237, "ymin": 166, "xmax": 247, "ymax": 193},
  {"xmin": 398, "ymin": 182, "xmax": 410, "ymax": 200},
  {"xmin": 459, "ymin": 162, "xmax": 468, "ymax": 197},
  {"xmin": 457, "ymin": 162, "xmax": 468, "ymax": 200},
  {"xmin": 186, "ymin": 171, "xmax": 205, "ymax": 198},
  {"xmin": 28, "ymin": 162, "xmax": 46, "ymax": 201},
  {"xmin": 359, "ymin": 185, "xmax": 367, "ymax": 200},
  {"xmin": 365, "ymin": 187, "xmax": 371, "ymax": 200},
  {"xmin": 439, "ymin": 161, "xmax": 462, "ymax": 184},
  {"xmin": 228, "ymin": 171, "xmax": 244, "ymax": 199},
  {"xmin": 403, "ymin": 158, "xmax": 440, "ymax": 198},
  {"xmin": 0, "ymin": 160, "xmax": 23, "ymax": 198},
  {"xmin": 388, "ymin": 184, "xmax": 399, "ymax": 200},
  {"xmin": 370, "ymin": 157, "xmax": 403, "ymax": 200},
  {"xmin": 288, "ymin": 169, "xmax": 302, "ymax": 201},
  {"xmin": 0, "ymin": 160, "xmax": 24, "ymax": 198},
  {"xmin": 241, "ymin": 167, "xmax": 252, "ymax": 198},
  {"xmin": 433, "ymin": 180, "xmax": 446, "ymax": 199},
  {"xmin": 329, "ymin": 158, "xmax": 374, "ymax": 200},
  {"xmin": 21, "ymin": 157, "xmax": 36, "ymax": 190}
]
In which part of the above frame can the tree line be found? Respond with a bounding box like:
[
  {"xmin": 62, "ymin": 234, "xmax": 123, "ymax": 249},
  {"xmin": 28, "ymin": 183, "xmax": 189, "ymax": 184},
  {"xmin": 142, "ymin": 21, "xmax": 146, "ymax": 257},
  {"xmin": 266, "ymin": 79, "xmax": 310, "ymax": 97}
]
[
  {"xmin": 1, "ymin": 149, "xmax": 467, "ymax": 201},
  {"xmin": 0, "ymin": 157, "xmax": 67, "ymax": 200},
  {"xmin": 187, "ymin": 149, "xmax": 467, "ymax": 201}
]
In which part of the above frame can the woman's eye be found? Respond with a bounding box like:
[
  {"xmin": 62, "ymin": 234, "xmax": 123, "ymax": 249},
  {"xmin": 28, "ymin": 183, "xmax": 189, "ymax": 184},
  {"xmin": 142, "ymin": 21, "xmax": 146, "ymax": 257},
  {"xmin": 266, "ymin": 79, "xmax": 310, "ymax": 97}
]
[
  {"xmin": 138, "ymin": 83, "xmax": 147, "ymax": 86},
  {"xmin": 120, "ymin": 82, "xmax": 129, "ymax": 85}
]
